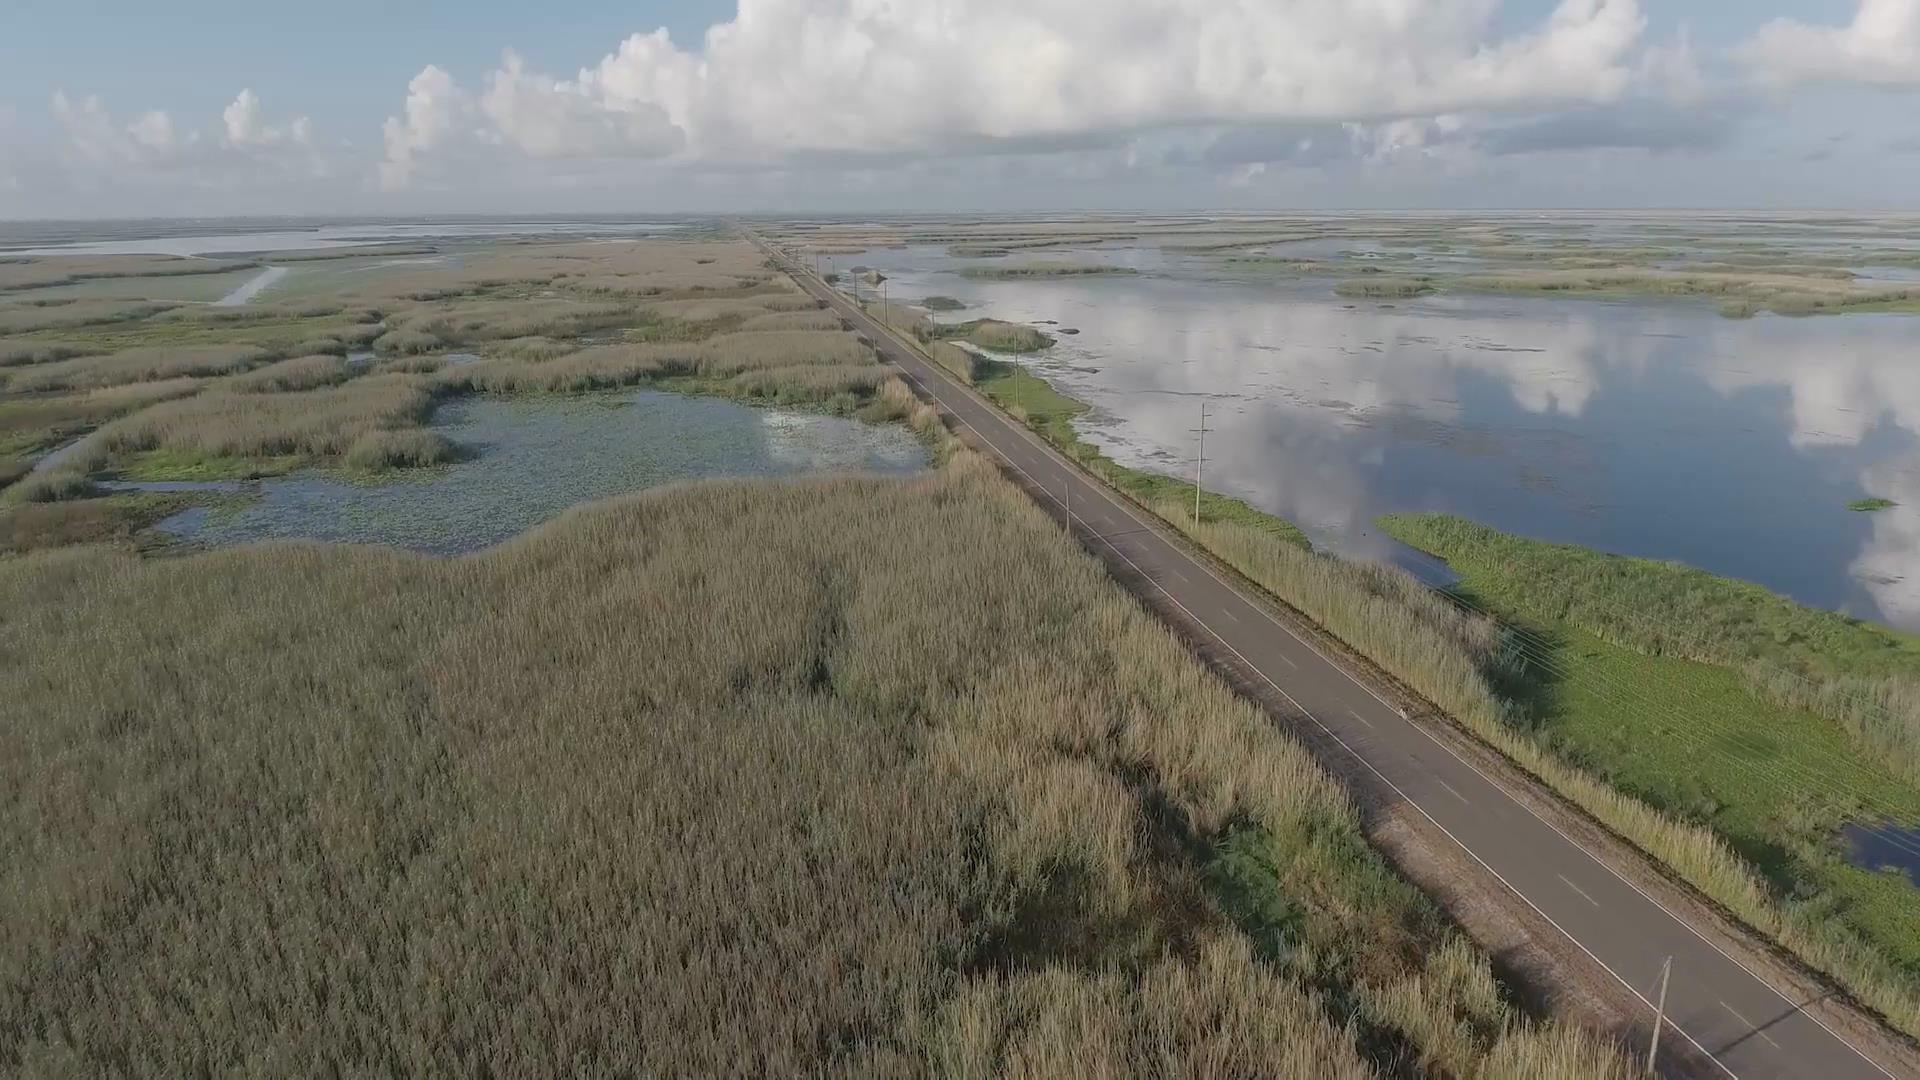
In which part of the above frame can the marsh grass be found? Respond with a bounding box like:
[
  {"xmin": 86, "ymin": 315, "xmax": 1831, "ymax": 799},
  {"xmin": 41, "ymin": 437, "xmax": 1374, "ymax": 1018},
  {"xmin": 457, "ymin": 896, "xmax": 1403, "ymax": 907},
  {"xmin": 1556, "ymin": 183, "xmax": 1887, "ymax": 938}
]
[
  {"xmin": 0, "ymin": 299, "xmax": 176, "ymax": 334},
  {"xmin": 1851, "ymin": 497, "xmax": 1898, "ymax": 512},
  {"xmin": 265, "ymin": 245, "xmax": 439, "ymax": 262},
  {"xmin": 16, "ymin": 374, "xmax": 440, "ymax": 492},
  {"xmin": 931, "ymin": 341, "xmax": 983, "ymax": 383},
  {"xmin": 30, "ymin": 308, "xmax": 383, "ymax": 357},
  {"xmin": 1455, "ymin": 268, "xmax": 1920, "ymax": 316},
  {"xmin": 868, "ymin": 302, "xmax": 1054, "ymax": 355},
  {"xmin": 441, "ymin": 329, "xmax": 884, "ymax": 410},
  {"xmin": 373, "ymin": 328, "xmax": 443, "ymax": 355},
  {"xmin": 0, "ymin": 255, "xmax": 254, "ymax": 292},
  {"xmin": 385, "ymin": 298, "xmax": 643, "ymax": 345},
  {"xmin": 0, "ymin": 491, "xmax": 182, "ymax": 551},
  {"xmin": 343, "ymin": 429, "xmax": 462, "ymax": 470},
  {"xmin": 224, "ymin": 354, "xmax": 352, "ymax": 393},
  {"xmin": 3, "ymin": 344, "xmax": 271, "ymax": 392},
  {"xmin": 0, "ymin": 462, "xmax": 1630, "ymax": 1076},
  {"xmin": 0, "ymin": 339, "xmax": 92, "ymax": 366},
  {"xmin": 921, "ymin": 295, "xmax": 967, "ymax": 310},
  {"xmin": 926, "ymin": 318, "xmax": 1055, "ymax": 352},
  {"xmin": 1224, "ymin": 256, "xmax": 1326, "ymax": 272},
  {"xmin": 0, "ymin": 378, "xmax": 205, "ymax": 458},
  {"xmin": 7, "ymin": 471, "xmax": 101, "ymax": 503},
  {"xmin": 1334, "ymin": 277, "xmax": 1435, "ymax": 298},
  {"xmin": 737, "ymin": 309, "xmax": 844, "ymax": 332},
  {"xmin": 959, "ymin": 262, "xmax": 1140, "ymax": 279}
]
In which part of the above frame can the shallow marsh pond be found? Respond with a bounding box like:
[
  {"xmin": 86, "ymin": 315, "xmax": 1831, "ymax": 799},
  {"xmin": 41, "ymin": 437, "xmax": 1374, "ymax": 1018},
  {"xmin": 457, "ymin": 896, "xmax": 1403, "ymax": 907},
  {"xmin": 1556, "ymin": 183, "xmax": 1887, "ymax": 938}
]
[{"xmin": 158, "ymin": 390, "xmax": 928, "ymax": 555}]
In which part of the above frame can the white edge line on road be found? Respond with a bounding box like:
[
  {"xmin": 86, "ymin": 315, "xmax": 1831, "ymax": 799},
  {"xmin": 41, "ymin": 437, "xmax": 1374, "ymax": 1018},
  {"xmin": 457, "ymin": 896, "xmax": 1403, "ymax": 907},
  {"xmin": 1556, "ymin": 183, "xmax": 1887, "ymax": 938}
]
[
  {"xmin": 1559, "ymin": 873, "xmax": 1603, "ymax": 909},
  {"xmin": 776, "ymin": 243, "xmax": 1898, "ymax": 1079}
]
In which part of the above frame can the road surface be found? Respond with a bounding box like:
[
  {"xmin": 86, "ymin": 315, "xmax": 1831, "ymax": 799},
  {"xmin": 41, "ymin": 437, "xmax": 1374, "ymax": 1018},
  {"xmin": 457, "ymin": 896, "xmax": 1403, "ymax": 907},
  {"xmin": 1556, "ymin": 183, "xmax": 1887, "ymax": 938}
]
[{"xmin": 753, "ymin": 234, "xmax": 1908, "ymax": 1080}]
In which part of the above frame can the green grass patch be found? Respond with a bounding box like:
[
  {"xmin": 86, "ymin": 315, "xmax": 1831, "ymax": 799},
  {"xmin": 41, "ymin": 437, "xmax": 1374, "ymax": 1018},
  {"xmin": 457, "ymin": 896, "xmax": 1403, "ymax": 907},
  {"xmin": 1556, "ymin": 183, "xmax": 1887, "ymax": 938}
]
[
  {"xmin": 1852, "ymin": 497, "xmax": 1898, "ymax": 512},
  {"xmin": 1380, "ymin": 512, "xmax": 1920, "ymax": 680},
  {"xmin": 1382, "ymin": 512, "xmax": 1920, "ymax": 982},
  {"xmin": 116, "ymin": 447, "xmax": 307, "ymax": 482}
]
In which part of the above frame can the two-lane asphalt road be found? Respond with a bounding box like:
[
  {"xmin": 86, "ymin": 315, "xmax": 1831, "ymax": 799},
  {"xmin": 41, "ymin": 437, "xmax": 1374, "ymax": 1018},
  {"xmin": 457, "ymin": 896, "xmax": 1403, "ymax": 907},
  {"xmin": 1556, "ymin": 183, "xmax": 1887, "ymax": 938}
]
[{"xmin": 754, "ymin": 234, "xmax": 1907, "ymax": 1079}]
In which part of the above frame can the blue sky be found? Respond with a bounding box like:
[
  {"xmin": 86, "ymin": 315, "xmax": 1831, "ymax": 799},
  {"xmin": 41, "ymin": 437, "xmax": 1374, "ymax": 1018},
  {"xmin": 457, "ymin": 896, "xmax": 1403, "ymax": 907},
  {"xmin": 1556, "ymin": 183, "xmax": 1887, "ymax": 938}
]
[
  {"xmin": 2, "ymin": 2, "xmax": 726, "ymax": 131},
  {"xmin": 1, "ymin": 0, "xmax": 1916, "ymax": 217}
]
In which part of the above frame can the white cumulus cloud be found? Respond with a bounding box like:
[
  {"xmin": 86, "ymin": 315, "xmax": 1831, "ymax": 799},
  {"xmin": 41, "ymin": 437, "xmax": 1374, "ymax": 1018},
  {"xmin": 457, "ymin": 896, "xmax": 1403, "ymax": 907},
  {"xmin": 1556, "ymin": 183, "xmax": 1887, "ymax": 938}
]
[
  {"xmin": 379, "ymin": 0, "xmax": 1650, "ymax": 186},
  {"xmin": 479, "ymin": 52, "xmax": 684, "ymax": 160},
  {"xmin": 223, "ymin": 88, "xmax": 314, "ymax": 147},
  {"xmin": 379, "ymin": 65, "xmax": 473, "ymax": 190},
  {"xmin": 36, "ymin": 89, "xmax": 338, "ymax": 214},
  {"xmin": 52, "ymin": 92, "xmax": 190, "ymax": 165},
  {"xmin": 1737, "ymin": 0, "xmax": 1920, "ymax": 87}
]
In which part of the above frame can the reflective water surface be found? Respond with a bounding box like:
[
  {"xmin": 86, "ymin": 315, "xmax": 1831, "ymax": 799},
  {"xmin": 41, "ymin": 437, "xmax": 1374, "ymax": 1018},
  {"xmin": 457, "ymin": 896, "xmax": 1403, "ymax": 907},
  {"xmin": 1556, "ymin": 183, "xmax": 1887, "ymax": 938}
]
[
  {"xmin": 856, "ymin": 243, "xmax": 1920, "ymax": 630},
  {"xmin": 1844, "ymin": 822, "xmax": 1920, "ymax": 888},
  {"xmin": 160, "ymin": 390, "xmax": 928, "ymax": 555}
]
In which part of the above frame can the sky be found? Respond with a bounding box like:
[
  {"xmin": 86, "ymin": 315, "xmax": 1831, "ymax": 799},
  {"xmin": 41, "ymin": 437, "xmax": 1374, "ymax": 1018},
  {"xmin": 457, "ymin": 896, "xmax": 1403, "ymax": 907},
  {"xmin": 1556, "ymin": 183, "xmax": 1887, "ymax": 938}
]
[{"xmin": 1, "ymin": 0, "xmax": 1917, "ymax": 218}]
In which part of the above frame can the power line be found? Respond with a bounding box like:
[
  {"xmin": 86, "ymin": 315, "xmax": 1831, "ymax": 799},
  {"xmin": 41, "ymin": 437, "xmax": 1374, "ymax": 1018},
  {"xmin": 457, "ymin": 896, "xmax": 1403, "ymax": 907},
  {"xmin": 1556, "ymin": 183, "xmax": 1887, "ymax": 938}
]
[{"xmin": 1191, "ymin": 400, "xmax": 1211, "ymax": 525}]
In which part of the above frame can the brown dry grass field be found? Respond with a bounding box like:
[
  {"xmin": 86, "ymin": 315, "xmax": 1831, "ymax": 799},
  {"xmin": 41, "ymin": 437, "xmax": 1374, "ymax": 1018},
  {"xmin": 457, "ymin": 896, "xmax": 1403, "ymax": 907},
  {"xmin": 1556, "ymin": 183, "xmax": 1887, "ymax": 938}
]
[{"xmin": 0, "ymin": 452, "xmax": 1630, "ymax": 1076}]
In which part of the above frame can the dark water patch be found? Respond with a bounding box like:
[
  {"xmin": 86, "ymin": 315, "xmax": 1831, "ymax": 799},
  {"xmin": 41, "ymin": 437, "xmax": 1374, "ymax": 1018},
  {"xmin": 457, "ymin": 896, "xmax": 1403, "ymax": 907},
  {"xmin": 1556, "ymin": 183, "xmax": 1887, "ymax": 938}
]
[
  {"xmin": 1842, "ymin": 822, "xmax": 1920, "ymax": 888},
  {"xmin": 158, "ymin": 390, "xmax": 927, "ymax": 555}
]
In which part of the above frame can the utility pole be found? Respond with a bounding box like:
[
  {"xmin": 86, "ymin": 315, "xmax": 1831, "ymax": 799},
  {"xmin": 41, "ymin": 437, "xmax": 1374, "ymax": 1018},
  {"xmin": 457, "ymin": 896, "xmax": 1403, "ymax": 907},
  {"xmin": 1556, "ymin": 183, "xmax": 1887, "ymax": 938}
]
[
  {"xmin": 1191, "ymin": 399, "xmax": 1211, "ymax": 525},
  {"xmin": 1648, "ymin": 956, "xmax": 1672, "ymax": 1076}
]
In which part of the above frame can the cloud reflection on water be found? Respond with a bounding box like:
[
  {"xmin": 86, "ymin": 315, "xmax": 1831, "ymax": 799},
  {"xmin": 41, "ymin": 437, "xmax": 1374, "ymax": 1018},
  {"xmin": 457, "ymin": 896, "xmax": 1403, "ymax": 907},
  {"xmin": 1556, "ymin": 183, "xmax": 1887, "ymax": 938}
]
[{"xmin": 865, "ymin": 243, "xmax": 1920, "ymax": 628}]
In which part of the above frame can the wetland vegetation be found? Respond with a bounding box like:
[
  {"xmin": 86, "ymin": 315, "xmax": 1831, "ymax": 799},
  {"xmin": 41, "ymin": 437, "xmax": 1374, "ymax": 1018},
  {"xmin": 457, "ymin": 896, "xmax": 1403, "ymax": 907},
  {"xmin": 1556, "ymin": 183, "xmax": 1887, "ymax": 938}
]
[
  {"xmin": 959, "ymin": 262, "xmax": 1141, "ymax": 279},
  {"xmin": 774, "ymin": 212, "xmax": 1920, "ymax": 317},
  {"xmin": 0, "ymin": 238, "xmax": 908, "ymax": 508},
  {"xmin": 921, "ymin": 317, "xmax": 1056, "ymax": 352},
  {"xmin": 0, "ymin": 231, "xmax": 1636, "ymax": 1074}
]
